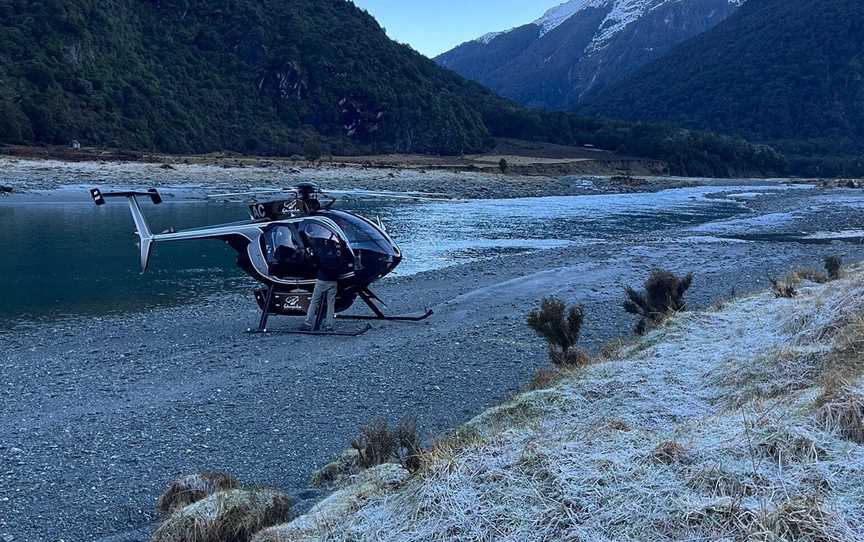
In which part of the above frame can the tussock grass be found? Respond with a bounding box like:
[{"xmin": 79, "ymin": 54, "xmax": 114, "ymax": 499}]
[
  {"xmin": 818, "ymin": 389, "xmax": 864, "ymax": 444},
  {"xmin": 769, "ymin": 274, "xmax": 798, "ymax": 298},
  {"xmin": 525, "ymin": 367, "xmax": 564, "ymax": 391},
  {"xmin": 650, "ymin": 440, "xmax": 688, "ymax": 465},
  {"xmin": 350, "ymin": 416, "xmax": 424, "ymax": 474},
  {"xmin": 310, "ymin": 449, "xmax": 360, "ymax": 488},
  {"xmin": 749, "ymin": 496, "xmax": 845, "ymax": 542},
  {"xmin": 151, "ymin": 488, "xmax": 292, "ymax": 542},
  {"xmin": 792, "ymin": 269, "xmax": 830, "ymax": 284},
  {"xmin": 157, "ymin": 472, "xmax": 240, "ymax": 516}
]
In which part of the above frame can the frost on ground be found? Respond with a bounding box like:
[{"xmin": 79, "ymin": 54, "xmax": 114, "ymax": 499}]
[{"xmin": 257, "ymin": 267, "xmax": 864, "ymax": 541}]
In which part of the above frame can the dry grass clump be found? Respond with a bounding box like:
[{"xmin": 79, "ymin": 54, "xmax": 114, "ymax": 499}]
[
  {"xmin": 527, "ymin": 297, "xmax": 589, "ymax": 367},
  {"xmin": 351, "ymin": 417, "xmax": 424, "ymax": 474},
  {"xmin": 821, "ymin": 314, "xmax": 864, "ymax": 378},
  {"xmin": 748, "ymin": 496, "xmax": 844, "ymax": 542},
  {"xmin": 788, "ymin": 256, "xmax": 844, "ymax": 287},
  {"xmin": 650, "ymin": 440, "xmax": 688, "ymax": 464},
  {"xmin": 817, "ymin": 390, "xmax": 864, "ymax": 443},
  {"xmin": 607, "ymin": 418, "xmax": 631, "ymax": 432},
  {"xmin": 151, "ymin": 488, "xmax": 292, "ymax": 542},
  {"xmin": 157, "ymin": 472, "xmax": 240, "ymax": 516},
  {"xmin": 769, "ymin": 273, "xmax": 799, "ymax": 298},
  {"xmin": 623, "ymin": 268, "xmax": 693, "ymax": 334},
  {"xmin": 714, "ymin": 348, "xmax": 823, "ymax": 408},
  {"xmin": 310, "ymin": 449, "xmax": 361, "ymax": 488},
  {"xmin": 686, "ymin": 465, "xmax": 765, "ymax": 498},
  {"xmin": 526, "ymin": 367, "xmax": 565, "ymax": 391},
  {"xmin": 792, "ymin": 269, "xmax": 830, "ymax": 284},
  {"xmin": 685, "ymin": 498, "xmax": 759, "ymax": 535},
  {"xmin": 751, "ymin": 419, "xmax": 827, "ymax": 465}
]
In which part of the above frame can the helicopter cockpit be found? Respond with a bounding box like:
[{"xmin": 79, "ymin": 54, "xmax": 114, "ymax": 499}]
[{"xmin": 262, "ymin": 219, "xmax": 354, "ymax": 279}]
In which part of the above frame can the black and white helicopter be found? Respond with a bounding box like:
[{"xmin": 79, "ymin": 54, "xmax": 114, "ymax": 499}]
[{"xmin": 89, "ymin": 182, "xmax": 433, "ymax": 335}]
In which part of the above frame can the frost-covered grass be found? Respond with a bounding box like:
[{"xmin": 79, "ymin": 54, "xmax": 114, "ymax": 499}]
[{"xmin": 258, "ymin": 267, "xmax": 864, "ymax": 542}]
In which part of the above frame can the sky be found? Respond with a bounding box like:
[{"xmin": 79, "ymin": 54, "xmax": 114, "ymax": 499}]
[{"xmin": 351, "ymin": 0, "xmax": 565, "ymax": 58}]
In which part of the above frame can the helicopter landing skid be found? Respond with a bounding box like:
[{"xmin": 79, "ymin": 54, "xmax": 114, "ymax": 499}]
[
  {"xmin": 338, "ymin": 289, "xmax": 434, "ymax": 322},
  {"xmin": 282, "ymin": 324, "xmax": 372, "ymax": 337}
]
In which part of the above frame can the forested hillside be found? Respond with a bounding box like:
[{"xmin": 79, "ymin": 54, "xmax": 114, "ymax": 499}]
[
  {"xmin": 0, "ymin": 0, "xmax": 784, "ymax": 176},
  {"xmin": 584, "ymin": 0, "xmax": 864, "ymax": 176}
]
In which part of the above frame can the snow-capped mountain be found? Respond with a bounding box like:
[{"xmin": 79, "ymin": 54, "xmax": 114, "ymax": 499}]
[{"xmin": 436, "ymin": 0, "xmax": 744, "ymax": 110}]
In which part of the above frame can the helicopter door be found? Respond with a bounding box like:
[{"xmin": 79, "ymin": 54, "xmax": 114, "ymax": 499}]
[
  {"xmin": 263, "ymin": 224, "xmax": 307, "ymax": 278},
  {"xmin": 298, "ymin": 219, "xmax": 355, "ymax": 277}
]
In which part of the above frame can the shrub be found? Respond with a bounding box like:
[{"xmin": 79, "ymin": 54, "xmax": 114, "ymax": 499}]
[
  {"xmin": 623, "ymin": 269, "xmax": 693, "ymax": 334},
  {"xmin": 824, "ymin": 255, "xmax": 843, "ymax": 280},
  {"xmin": 156, "ymin": 472, "xmax": 240, "ymax": 516},
  {"xmin": 527, "ymin": 298, "xmax": 588, "ymax": 367}
]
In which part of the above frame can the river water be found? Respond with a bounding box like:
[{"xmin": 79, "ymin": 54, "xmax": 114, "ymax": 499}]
[{"xmin": 0, "ymin": 182, "xmax": 846, "ymax": 326}]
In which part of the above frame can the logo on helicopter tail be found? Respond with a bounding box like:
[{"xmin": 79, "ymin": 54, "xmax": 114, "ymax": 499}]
[{"xmin": 249, "ymin": 198, "xmax": 304, "ymax": 221}]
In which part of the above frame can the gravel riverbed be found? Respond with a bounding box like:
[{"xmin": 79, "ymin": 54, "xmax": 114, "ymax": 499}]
[{"xmin": 2, "ymin": 167, "xmax": 864, "ymax": 541}]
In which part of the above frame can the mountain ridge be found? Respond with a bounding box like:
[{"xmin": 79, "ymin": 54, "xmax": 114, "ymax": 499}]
[
  {"xmin": 436, "ymin": 0, "xmax": 742, "ymax": 110},
  {"xmin": 583, "ymin": 0, "xmax": 864, "ymax": 175},
  {"xmin": 0, "ymin": 0, "xmax": 784, "ymax": 177}
]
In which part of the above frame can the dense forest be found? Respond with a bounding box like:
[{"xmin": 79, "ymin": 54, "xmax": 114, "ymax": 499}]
[
  {"xmin": 584, "ymin": 0, "xmax": 864, "ymax": 176},
  {"xmin": 0, "ymin": 0, "xmax": 784, "ymax": 176}
]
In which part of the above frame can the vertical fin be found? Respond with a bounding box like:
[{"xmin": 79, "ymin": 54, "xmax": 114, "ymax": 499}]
[{"xmin": 127, "ymin": 196, "xmax": 155, "ymax": 272}]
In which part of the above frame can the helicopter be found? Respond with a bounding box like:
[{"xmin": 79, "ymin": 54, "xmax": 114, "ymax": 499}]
[{"xmin": 89, "ymin": 182, "xmax": 434, "ymax": 335}]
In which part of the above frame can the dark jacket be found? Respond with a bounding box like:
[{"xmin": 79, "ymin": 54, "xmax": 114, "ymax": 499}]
[{"xmin": 315, "ymin": 243, "xmax": 343, "ymax": 282}]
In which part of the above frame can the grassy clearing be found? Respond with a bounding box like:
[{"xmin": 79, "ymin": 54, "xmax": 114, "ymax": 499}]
[{"xmin": 251, "ymin": 265, "xmax": 864, "ymax": 541}]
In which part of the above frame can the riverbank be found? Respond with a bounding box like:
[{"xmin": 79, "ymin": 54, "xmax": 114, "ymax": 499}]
[
  {"xmin": 0, "ymin": 149, "xmax": 681, "ymax": 201},
  {"xmin": 251, "ymin": 265, "xmax": 864, "ymax": 542},
  {"xmin": 3, "ymin": 230, "xmax": 864, "ymax": 541}
]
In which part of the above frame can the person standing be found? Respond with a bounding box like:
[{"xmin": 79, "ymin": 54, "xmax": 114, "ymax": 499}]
[{"xmin": 303, "ymin": 238, "xmax": 343, "ymax": 331}]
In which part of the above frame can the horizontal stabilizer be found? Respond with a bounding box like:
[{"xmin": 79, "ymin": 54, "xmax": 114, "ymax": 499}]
[{"xmin": 90, "ymin": 188, "xmax": 162, "ymax": 206}]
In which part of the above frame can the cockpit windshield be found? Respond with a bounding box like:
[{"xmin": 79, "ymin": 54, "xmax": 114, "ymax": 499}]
[{"xmin": 325, "ymin": 211, "xmax": 395, "ymax": 255}]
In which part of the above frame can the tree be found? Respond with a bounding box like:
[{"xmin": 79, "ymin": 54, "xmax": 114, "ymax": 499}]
[{"xmin": 303, "ymin": 136, "xmax": 322, "ymax": 162}]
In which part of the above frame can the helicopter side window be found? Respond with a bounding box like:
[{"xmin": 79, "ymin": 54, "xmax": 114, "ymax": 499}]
[
  {"xmin": 263, "ymin": 225, "xmax": 307, "ymax": 277},
  {"xmin": 302, "ymin": 222, "xmax": 339, "ymax": 242},
  {"xmin": 264, "ymin": 226, "xmax": 294, "ymax": 262}
]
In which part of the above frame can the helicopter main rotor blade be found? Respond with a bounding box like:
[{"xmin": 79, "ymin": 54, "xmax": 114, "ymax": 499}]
[
  {"xmin": 207, "ymin": 188, "xmax": 299, "ymax": 199},
  {"xmin": 321, "ymin": 189, "xmax": 453, "ymax": 201}
]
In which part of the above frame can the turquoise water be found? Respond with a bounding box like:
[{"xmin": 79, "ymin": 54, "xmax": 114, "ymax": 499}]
[{"xmin": 0, "ymin": 186, "xmax": 751, "ymax": 325}]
